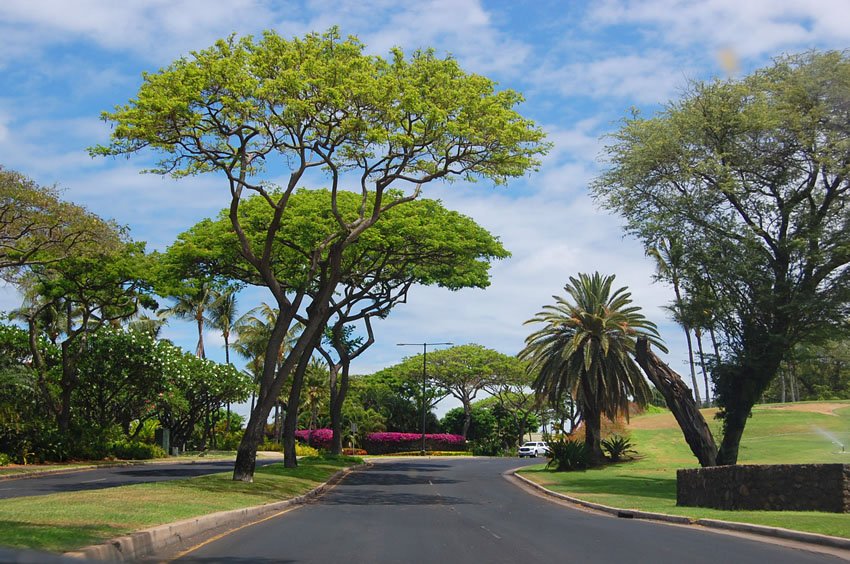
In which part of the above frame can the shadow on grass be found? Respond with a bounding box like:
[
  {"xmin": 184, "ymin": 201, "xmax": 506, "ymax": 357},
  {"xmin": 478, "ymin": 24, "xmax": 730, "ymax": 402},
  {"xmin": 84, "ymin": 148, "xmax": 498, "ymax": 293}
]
[{"xmin": 0, "ymin": 520, "xmax": 119, "ymax": 552}]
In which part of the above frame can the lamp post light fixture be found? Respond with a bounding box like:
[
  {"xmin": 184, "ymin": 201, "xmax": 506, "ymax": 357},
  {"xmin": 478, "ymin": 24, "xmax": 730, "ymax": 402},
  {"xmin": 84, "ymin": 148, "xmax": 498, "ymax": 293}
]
[{"xmin": 397, "ymin": 342, "xmax": 453, "ymax": 454}]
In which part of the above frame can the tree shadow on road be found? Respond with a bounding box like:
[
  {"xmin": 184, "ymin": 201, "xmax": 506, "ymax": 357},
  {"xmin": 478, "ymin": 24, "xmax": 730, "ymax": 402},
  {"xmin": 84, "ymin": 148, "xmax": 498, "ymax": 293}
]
[
  {"xmin": 341, "ymin": 471, "xmax": 459, "ymax": 487},
  {"xmin": 320, "ymin": 489, "xmax": 471, "ymax": 506}
]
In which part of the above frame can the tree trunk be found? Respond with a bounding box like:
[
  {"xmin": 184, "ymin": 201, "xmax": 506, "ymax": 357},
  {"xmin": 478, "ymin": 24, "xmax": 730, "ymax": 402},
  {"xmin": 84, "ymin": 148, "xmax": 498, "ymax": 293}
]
[
  {"xmin": 461, "ymin": 402, "xmax": 472, "ymax": 439},
  {"xmin": 233, "ymin": 410, "xmax": 265, "ymax": 482},
  {"xmin": 694, "ymin": 327, "xmax": 711, "ymax": 405},
  {"xmin": 196, "ymin": 316, "xmax": 205, "ymax": 359},
  {"xmin": 58, "ymin": 338, "xmax": 78, "ymax": 435},
  {"xmin": 283, "ymin": 353, "xmax": 313, "ymax": 468},
  {"xmin": 582, "ymin": 403, "xmax": 605, "ymax": 465},
  {"xmin": 635, "ymin": 338, "xmax": 717, "ymax": 467},
  {"xmin": 682, "ymin": 325, "xmax": 702, "ymax": 405},
  {"xmin": 329, "ymin": 363, "xmax": 350, "ymax": 455}
]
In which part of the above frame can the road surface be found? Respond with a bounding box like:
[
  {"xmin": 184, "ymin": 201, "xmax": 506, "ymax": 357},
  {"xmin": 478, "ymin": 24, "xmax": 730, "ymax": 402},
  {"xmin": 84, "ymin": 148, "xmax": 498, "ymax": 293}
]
[{"xmin": 174, "ymin": 457, "xmax": 846, "ymax": 563}]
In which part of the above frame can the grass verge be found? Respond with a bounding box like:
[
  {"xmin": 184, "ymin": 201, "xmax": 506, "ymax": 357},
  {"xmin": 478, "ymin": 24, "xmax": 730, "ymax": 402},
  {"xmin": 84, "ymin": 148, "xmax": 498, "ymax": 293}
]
[
  {"xmin": 519, "ymin": 402, "xmax": 850, "ymax": 540},
  {"xmin": 0, "ymin": 455, "xmax": 360, "ymax": 552}
]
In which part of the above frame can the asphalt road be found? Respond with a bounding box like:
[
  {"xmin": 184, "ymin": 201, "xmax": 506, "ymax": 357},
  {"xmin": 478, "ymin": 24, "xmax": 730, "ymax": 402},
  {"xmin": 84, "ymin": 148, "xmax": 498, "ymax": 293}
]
[
  {"xmin": 0, "ymin": 458, "xmax": 279, "ymax": 499},
  {"xmin": 175, "ymin": 458, "xmax": 846, "ymax": 564}
]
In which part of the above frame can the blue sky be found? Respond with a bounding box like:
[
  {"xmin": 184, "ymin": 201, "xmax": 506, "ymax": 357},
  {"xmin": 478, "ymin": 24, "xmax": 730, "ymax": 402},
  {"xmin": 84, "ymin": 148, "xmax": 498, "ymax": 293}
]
[{"xmin": 2, "ymin": 0, "xmax": 848, "ymax": 417}]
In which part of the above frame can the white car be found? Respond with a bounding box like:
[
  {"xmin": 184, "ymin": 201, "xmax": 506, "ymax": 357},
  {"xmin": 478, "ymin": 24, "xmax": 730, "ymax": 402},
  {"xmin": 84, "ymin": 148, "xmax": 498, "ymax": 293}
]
[{"xmin": 518, "ymin": 441, "xmax": 550, "ymax": 458}]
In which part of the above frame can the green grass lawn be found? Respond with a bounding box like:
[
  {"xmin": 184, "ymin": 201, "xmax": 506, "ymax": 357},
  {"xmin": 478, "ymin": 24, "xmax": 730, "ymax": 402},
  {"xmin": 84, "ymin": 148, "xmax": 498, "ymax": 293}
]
[
  {"xmin": 519, "ymin": 402, "xmax": 850, "ymax": 539},
  {"xmin": 0, "ymin": 455, "xmax": 359, "ymax": 553}
]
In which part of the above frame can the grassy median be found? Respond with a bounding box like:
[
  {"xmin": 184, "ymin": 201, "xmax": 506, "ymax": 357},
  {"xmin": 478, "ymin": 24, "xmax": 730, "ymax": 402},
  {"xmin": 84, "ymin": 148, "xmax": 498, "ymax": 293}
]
[
  {"xmin": 0, "ymin": 455, "xmax": 360, "ymax": 552},
  {"xmin": 519, "ymin": 402, "xmax": 850, "ymax": 539}
]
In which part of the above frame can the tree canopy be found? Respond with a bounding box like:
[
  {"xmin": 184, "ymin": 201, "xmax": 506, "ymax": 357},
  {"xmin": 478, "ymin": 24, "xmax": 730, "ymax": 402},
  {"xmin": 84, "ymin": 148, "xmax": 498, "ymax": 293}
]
[
  {"xmin": 592, "ymin": 51, "xmax": 850, "ymax": 464},
  {"xmin": 0, "ymin": 167, "xmax": 116, "ymax": 277}
]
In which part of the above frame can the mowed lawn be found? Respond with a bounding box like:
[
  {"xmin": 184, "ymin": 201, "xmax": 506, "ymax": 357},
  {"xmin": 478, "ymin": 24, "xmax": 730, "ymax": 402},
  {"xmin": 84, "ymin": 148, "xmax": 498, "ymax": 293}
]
[
  {"xmin": 519, "ymin": 402, "xmax": 850, "ymax": 539},
  {"xmin": 0, "ymin": 455, "xmax": 360, "ymax": 553}
]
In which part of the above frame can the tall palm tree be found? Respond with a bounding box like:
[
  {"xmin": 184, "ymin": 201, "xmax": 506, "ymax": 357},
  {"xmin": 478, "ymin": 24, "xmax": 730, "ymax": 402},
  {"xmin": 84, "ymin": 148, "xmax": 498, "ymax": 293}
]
[
  {"xmin": 208, "ymin": 287, "xmax": 238, "ymax": 428},
  {"xmin": 647, "ymin": 238, "xmax": 701, "ymax": 405},
  {"xmin": 208, "ymin": 288, "xmax": 238, "ymax": 365},
  {"xmin": 520, "ymin": 272, "xmax": 666, "ymax": 465},
  {"xmin": 159, "ymin": 281, "xmax": 213, "ymax": 358}
]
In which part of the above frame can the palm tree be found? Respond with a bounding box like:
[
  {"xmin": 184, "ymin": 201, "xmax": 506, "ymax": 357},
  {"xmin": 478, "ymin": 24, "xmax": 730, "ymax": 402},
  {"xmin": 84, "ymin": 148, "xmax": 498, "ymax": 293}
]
[
  {"xmin": 207, "ymin": 288, "xmax": 238, "ymax": 365},
  {"xmin": 647, "ymin": 238, "xmax": 701, "ymax": 405},
  {"xmin": 520, "ymin": 272, "xmax": 665, "ymax": 465},
  {"xmin": 208, "ymin": 287, "xmax": 238, "ymax": 428},
  {"xmin": 159, "ymin": 281, "xmax": 213, "ymax": 358}
]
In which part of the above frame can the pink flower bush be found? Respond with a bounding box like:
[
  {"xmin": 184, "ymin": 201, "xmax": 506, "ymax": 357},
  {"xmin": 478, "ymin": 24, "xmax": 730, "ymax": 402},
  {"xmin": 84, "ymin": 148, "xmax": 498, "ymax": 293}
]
[
  {"xmin": 295, "ymin": 429, "xmax": 467, "ymax": 453},
  {"xmin": 364, "ymin": 432, "xmax": 466, "ymax": 454},
  {"xmin": 295, "ymin": 428, "xmax": 334, "ymax": 449}
]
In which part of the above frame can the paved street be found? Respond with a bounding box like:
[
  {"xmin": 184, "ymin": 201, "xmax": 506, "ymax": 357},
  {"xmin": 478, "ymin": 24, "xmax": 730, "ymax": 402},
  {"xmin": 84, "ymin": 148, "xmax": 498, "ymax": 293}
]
[
  {"xmin": 0, "ymin": 458, "xmax": 279, "ymax": 499},
  {"xmin": 175, "ymin": 458, "xmax": 846, "ymax": 563}
]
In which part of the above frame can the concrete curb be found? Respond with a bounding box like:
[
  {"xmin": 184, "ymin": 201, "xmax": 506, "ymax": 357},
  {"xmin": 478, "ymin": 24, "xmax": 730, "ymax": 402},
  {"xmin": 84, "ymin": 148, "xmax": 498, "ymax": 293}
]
[
  {"xmin": 63, "ymin": 463, "xmax": 366, "ymax": 562},
  {"xmin": 0, "ymin": 461, "xmax": 182, "ymax": 482},
  {"xmin": 510, "ymin": 471, "xmax": 692, "ymax": 524},
  {"xmin": 510, "ymin": 470, "xmax": 850, "ymax": 550}
]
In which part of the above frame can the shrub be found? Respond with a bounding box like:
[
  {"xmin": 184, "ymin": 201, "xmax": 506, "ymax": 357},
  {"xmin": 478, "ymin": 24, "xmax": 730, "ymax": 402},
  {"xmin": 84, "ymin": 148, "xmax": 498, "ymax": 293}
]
[
  {"xmin": 108, "ymin": 440, "xmax": 166, "ymax": 460},
  {"xmin": 342, "ymin": 448, "xmax": 367, "ymax": 456},
  {"xmin": 294, "ymin": 428, "xmax": 334, "ymax": 450},
  {"xmin": 0, "ymin": 452, "xmax": 10, "ymax": 466},
  {"xmin": 601, "ymin": 434, "xmax": 636, "ymax": 462},
  {"xmin": 296, "ymin": 443, "xmax": 320, "ymax": 457},
  {"xmin": 470, "ymin": 437, "xmax": 507, "ymax": 457},
  {"xmin": 547, "ymin": 439, "xmax": 589, "ymax": 471},
  {"xmin": 259, "ymin": 440, "xmax": 282, "ymax": 452}
]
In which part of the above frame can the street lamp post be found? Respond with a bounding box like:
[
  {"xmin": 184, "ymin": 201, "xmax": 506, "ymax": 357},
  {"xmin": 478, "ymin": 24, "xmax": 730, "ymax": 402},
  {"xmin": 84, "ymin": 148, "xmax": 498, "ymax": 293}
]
[{"xmin": 397, "ymin": 342, "xmax": 453, "ymax": 454}]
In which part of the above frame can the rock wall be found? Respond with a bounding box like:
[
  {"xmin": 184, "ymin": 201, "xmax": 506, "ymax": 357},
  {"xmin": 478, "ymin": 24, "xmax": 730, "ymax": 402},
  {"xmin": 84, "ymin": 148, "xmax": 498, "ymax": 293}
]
[{"xmin": 677, "ymin": 464, "xmax": 850, "ymax": 512}]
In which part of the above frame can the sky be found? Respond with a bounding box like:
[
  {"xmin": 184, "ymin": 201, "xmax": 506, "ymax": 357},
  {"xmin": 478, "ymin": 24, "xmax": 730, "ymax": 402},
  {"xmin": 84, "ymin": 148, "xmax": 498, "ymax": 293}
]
[{"xmin": 2, "ymin": 0, "xmax": 849, "ymax": 418}]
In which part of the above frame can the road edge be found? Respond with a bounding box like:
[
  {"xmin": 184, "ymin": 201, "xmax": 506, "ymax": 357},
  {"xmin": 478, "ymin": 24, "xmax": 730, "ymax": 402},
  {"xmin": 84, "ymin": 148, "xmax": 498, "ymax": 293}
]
[
  {"xmin": 63, "ymin": 462, "xmax": 367, "ymax": 562},
  {"xmin": 509, "ymin": 469, "xmax": 850, "ymax": 551}
]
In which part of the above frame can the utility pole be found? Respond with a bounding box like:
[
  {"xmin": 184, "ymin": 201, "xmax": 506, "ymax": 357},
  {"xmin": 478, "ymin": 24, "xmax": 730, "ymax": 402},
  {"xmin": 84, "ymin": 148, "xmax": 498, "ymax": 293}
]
[{"xmin": 397, "ymin": 342, "xmax": 453, "ymax": 453}]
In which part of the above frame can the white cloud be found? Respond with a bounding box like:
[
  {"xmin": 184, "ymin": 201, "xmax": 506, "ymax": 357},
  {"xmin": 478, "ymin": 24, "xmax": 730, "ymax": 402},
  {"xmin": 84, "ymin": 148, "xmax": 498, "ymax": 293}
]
[
  {"xmin": 0, "ymin": 0, "xmax": 275, "ymax": 61},
  {"xmin": 588, "ymin": 0, "xmax": 850, "ymax": 60},
  {"xmin": 531, "ymin": 50, "xmax": 692, "ymax": 104}
]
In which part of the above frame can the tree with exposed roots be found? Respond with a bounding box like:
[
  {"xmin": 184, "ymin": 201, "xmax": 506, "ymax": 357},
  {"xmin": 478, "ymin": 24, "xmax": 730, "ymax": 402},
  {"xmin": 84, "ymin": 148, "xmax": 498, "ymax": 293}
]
[{"xmin": 520, "ymin": 273, "xmax": 665, "ymax": 466}]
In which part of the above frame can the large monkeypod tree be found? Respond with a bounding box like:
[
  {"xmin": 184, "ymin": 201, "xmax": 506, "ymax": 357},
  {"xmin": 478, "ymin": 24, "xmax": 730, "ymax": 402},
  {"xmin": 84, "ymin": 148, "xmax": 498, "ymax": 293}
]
[
  {"xmin": 94, "ymin": 29, "xmax": 546, "ymax": 481},
  {"xmin": 593, "ymin": 51, "xmax": 850, "ymax": 465},
  {"xmin": 163, "ymin": 189, "xmax": 509, "ymax": 464}
]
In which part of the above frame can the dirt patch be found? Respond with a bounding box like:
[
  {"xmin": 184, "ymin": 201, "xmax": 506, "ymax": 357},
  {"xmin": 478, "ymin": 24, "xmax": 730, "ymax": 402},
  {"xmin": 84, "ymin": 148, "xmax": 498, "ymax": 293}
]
[{"xmin": 629, "ymin": 408, "xmax": 718, "ymax": 430}]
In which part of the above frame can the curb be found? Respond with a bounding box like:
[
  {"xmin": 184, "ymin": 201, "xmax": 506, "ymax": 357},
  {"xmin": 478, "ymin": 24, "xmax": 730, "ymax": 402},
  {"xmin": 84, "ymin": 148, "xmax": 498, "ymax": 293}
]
[
  {"xmin": 63, "ymin": 463, "xmax": 366, "ymax": 562},
  {"xmin": 0, "ymin": 454, "xmax": 285, "ymax": 482},
  {"xmin": 0, "ymin": 461, "xmax": 158, "ymax": 482},
  {"xmin": 510, "ymin": 471, "xmax": 692, "ymax": 524},
  {"xmin": 510, "ymin": 470, "xmax": 850, "ymax": 550}
]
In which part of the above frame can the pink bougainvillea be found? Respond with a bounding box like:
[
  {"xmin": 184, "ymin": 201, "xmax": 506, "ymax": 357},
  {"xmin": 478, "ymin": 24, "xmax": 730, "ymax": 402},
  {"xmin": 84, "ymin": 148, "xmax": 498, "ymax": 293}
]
[
  {"xmin": 295, "ymin": 429, "xmax": 467, "ymax": 454},
  {"xmin": 295, "ymin": 428, "xmax": 334, "ymax": 449},
  {"xmin": 364, "ymin": 432, "xmax": 466, "ymax": 454}
]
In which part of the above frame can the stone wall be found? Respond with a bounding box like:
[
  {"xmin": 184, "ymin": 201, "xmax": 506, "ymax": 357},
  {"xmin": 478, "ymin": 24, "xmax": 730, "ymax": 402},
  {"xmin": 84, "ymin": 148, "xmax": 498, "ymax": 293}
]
[{"xmin": 677, "ymin": 464, "xmax": 850, "ymax": 512}]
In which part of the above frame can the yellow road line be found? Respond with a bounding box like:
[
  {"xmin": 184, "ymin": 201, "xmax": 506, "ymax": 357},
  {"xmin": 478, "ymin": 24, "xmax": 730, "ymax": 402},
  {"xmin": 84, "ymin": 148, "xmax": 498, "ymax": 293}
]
[{"xmin": 161, "ymin": 467, "xmax": 353, "ymax": 562}]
